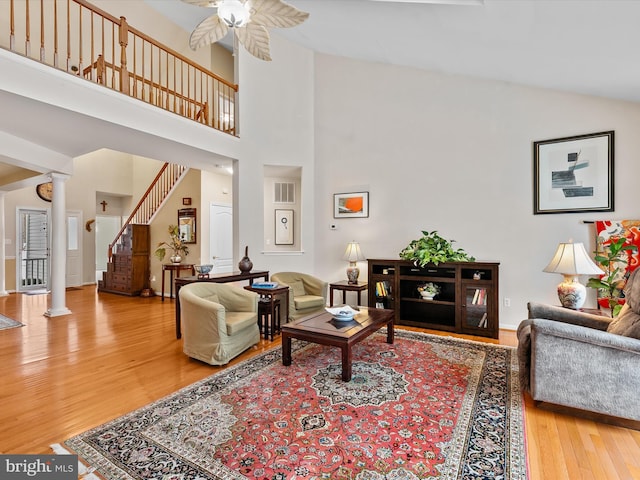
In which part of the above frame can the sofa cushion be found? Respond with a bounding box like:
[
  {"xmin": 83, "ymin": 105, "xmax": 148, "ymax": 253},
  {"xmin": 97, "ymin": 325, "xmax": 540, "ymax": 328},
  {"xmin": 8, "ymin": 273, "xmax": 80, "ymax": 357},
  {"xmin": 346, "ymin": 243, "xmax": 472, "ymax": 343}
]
[
  {"xmin": 290, "ymin": 280, "xmax": 306, "ymax": 297},
  {"xmin": 624, "ymin": 268, "xmax": 640, "ymax": 315},
  {"xmin": 225, "ymin": 311, "xmax": 257, "ymax": 336},
  {"xmin": 607, "ymin": 303, "xmax": 640, "ymax": 339},
  {"xmin": 202, "ymin": 293, "xmax": 220, "ymax": 304},
  {"xmin": 294, "ymin": 295, "xmax": 325, "ymax": 310}
]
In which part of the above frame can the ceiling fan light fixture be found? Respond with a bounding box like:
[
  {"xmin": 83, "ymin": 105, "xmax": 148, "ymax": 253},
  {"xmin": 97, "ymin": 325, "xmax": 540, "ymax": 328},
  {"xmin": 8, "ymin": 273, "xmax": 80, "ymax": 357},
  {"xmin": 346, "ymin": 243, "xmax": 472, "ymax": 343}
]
[{"xmin": 217, "ymin": 0, "xmax": 250, "ymax": 28}]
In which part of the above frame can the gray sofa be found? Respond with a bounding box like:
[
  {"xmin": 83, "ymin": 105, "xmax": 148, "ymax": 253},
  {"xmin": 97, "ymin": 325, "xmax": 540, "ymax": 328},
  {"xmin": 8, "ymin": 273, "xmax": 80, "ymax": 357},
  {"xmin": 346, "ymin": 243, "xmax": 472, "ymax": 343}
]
[{"xmin": 517, "ymin": 270, "xmax": 640, "ymax": 428}]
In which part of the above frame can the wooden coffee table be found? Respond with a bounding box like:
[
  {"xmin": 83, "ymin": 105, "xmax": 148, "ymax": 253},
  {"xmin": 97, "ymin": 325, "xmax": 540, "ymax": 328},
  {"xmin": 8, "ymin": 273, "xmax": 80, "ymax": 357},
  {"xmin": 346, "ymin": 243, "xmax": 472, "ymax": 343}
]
[{"xmin": 281, "ymin": 307, "xmax": 394, "ymax": 381}]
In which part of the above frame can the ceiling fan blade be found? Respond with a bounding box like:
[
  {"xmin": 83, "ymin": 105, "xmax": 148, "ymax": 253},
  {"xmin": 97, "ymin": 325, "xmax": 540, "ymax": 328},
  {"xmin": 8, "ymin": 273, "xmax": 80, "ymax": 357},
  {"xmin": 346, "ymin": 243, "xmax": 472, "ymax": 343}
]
[
  {"xmin": 235, "ymin": 23, "xmax": 272, "ymax": 61},
  {"xmin": 189, "ymin": 14, "xmax": 229, "ymax": 49},
  {"xmin": 249, "ymin": 0, "xmax": 310, "ymax": 29},
  {"xmin": 179, "ymin": 0, "xmax": 220, "ymax": 7}
]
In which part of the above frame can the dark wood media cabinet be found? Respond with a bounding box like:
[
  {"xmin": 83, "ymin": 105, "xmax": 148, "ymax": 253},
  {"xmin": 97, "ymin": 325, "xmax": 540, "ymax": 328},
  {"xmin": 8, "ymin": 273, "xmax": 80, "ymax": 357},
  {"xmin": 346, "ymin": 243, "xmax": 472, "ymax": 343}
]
[{"xmin": 368, "ymin": 259, "xmax": 500, "ymax": 339}]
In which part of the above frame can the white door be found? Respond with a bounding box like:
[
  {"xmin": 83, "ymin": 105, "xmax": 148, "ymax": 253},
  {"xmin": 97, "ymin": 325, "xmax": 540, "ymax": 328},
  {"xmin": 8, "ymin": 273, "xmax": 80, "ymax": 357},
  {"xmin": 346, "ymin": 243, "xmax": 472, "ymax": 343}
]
[
  {"xmin": 65, "ymin": 210, "xmax": 83, "ymax": 287},
  {"xmin": 210, "ymin": 203, "xmax": 233, "ymax": 273},
  {"xmin": 17, "ymin": 208, "xmax": 49, "ymax": 292}
]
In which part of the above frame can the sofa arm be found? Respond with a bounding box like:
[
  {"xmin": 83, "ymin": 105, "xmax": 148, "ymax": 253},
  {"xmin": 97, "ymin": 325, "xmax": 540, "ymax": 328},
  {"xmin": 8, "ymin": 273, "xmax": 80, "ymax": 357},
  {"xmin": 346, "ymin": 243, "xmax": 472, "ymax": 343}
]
[
  {"xmin": 530, "ymin": 318, "xmax": 640, "ymax": 353},
  {"xmin": 527, "ymin": 302, "xmax": 611, "ymax": 331},
  {"xmin": 523, "ymin": 318, "xmax": 640, "ymax": 421}
]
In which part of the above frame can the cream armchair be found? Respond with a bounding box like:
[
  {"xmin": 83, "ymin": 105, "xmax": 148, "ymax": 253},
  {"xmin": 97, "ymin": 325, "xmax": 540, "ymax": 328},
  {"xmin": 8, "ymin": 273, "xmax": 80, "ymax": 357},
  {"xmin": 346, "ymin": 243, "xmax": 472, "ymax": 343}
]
[
  {"xmin": 271, "ymin": 272, "xmax": 328, "ymax": 322},
  {"xmin": 179, "ymin": 282, "xmax": 259, "ymax": 365}
]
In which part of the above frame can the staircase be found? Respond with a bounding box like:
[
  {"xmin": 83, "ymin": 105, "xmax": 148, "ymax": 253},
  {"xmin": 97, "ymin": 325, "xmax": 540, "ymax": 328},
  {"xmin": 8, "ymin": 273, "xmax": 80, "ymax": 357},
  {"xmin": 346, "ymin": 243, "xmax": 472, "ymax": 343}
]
[{"xmin": 98, "ymin": 163, "xmax": 188, "ymax": 295}]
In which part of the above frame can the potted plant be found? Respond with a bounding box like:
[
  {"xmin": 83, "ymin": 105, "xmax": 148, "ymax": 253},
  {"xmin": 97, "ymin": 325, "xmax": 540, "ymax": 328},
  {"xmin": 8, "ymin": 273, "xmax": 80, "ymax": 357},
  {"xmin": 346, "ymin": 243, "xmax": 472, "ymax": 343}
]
[
  {"xmin": 417, "ymin": 282, "xmax": 440, "ymax": 299},
  {"xmin": 586, "ymin": 236, "xmax": 637, "ymax": 317},
  {"xmin": 154, "ymin": 225, "xmax": 189, "ymax": 263},
  {"xmin": 399, "ymin": 230, "xmax": 475, "ymax": 267}
]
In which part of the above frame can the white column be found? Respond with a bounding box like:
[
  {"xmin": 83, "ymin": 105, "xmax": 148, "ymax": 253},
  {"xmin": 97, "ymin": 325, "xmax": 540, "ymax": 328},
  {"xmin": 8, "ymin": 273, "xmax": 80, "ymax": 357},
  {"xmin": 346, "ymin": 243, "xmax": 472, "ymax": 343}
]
[
  {"xmin": 0, "ymin": 193, "xmax": 8, "ymax": 296},
  {"xmin": 45, "ymin": 173, "xmax": 71, "ymax": 317}
]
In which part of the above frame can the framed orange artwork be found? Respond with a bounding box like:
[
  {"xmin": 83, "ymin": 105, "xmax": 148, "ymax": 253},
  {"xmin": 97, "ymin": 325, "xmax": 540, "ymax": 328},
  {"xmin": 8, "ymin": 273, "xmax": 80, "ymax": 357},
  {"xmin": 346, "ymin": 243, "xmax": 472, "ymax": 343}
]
[{"xmin": 334, "ymin": 192, "xmax": 369, "ymax": 218}]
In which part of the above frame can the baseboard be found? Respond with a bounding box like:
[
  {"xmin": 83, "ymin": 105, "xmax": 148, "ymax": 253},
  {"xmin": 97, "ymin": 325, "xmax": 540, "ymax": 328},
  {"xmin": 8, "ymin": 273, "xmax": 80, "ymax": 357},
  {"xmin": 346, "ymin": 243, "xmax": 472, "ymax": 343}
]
[{"xmin": 535, "ymin": 401, "xmax": 640, "ymax": 430}]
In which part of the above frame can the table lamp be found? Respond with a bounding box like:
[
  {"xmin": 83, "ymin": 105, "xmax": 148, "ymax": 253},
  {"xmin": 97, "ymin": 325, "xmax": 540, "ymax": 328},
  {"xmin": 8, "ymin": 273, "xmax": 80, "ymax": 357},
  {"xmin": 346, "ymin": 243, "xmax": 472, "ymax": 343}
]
[
  {"xmin": 343, "ymin": 241, "xmax": 366, "ymax": 284},
  {"xmin": 543, "ymin": 241, "xmax": 604, "ymax": 309}
]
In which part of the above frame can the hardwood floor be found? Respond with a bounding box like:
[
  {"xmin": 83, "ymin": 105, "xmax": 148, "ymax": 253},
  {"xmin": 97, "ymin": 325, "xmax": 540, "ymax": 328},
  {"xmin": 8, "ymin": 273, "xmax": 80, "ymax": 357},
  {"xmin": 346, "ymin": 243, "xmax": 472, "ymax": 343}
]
[{"xmin": 0, "ymin": 286, "xmax": 639, "ymax": 479}]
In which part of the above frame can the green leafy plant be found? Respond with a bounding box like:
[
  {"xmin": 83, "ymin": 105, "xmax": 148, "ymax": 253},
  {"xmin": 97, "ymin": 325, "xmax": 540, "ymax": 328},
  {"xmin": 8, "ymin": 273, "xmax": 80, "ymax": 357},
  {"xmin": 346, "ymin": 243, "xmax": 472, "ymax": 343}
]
[
  {"xmin": 586, "ymin": 236, "xmax": 637, "ymax": 317},
  {"xmin": 154, "ymin": 225, "xmax": 189, "ymax": 261},
  {"xmin": 399, "ymin": 230, "xmax": 475, "ymax": 267}
]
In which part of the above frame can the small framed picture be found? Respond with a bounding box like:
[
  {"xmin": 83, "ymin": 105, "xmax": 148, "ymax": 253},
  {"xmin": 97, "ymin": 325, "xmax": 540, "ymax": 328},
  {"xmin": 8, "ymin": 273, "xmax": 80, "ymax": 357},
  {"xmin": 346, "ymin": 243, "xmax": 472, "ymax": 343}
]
[
  {"xmin": 334, "ymin": 192, "xmax": 369, "ymax": 218},
  {"xmin": 182, "ymin": 197, "xmax": 192, "ymax": 206},
  {"xmin": 533, "ymin": 131, "xmax": 614, "ymax": 214},
  {"xmin": 275, "ymin": 209, "xmax": 294, "ymax": 245}
]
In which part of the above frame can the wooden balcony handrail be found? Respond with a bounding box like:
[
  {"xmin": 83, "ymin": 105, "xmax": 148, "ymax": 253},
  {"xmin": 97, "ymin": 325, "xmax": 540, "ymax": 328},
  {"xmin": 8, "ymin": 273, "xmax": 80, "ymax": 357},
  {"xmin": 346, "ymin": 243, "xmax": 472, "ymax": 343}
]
[
  {"xmin": 72, "ymin": 0, "xmax": 235, "ymax": 90},
  {"xmin": 3, "ymin": 0, "xmax": 238, "ymax": 135},
  {"xmin": 83, "ymin": 55, "xmax": 207, "ymax": 112}
]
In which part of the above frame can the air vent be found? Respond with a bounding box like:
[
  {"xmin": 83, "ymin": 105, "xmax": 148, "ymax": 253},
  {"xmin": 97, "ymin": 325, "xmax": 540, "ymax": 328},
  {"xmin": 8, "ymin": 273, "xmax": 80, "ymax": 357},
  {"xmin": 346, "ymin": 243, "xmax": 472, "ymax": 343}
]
[{"xmin": 274, "ymin": 182, "xmax": 295, "ymax": 203}]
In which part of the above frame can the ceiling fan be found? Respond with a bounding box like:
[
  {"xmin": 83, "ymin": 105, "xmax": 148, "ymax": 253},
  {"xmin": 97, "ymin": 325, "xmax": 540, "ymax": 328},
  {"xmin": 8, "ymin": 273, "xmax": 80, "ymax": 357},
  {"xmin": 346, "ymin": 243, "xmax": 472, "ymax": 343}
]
[
  {"xmin": 180, "ymin": 0, "xmax": 310, "ymax": 61},
  {"xmin": 180, "ymin": 0, "xmax": 483, "ymax": 61}
]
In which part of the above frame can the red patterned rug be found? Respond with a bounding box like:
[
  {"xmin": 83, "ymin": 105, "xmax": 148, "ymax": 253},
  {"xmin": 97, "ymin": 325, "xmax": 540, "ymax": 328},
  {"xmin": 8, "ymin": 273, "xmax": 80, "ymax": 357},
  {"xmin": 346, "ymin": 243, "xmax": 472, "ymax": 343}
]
[{"xmin": 62, "ymin": 330, "xmax": 527, "ymax": 479}]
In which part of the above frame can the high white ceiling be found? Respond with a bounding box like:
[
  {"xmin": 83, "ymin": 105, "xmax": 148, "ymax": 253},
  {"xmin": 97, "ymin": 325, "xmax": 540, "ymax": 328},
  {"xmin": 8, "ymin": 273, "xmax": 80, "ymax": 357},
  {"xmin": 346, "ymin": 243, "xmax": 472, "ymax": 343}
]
[{"xmin": 146, "ymin": 0, "xmax": 640, "ymax": 104}]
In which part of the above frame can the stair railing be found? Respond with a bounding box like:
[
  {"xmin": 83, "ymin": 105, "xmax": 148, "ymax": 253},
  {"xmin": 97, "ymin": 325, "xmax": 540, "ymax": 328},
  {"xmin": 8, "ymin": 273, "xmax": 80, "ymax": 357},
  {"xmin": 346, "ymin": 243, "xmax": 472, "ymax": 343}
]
[
  {"xmin": 3, "ymin": 0, "xmax": 238, "ymax": 135},
  {"xmin": 108, "ymin": 162, "xmax": 187, "ymax": 259}
]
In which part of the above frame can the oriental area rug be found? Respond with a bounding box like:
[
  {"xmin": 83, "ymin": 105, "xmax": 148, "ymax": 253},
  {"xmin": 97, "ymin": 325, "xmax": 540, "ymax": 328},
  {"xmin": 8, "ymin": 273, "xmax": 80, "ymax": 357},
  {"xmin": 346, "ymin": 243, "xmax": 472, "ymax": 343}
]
[{"xmin": 62, "ymin": 330, "xmax": 528, "ymax": 479}]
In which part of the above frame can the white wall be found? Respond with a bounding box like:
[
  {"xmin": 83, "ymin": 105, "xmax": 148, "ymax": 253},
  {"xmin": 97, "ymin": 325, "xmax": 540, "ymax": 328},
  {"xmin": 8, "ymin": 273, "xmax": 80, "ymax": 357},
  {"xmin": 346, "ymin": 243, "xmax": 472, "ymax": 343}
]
[
  {"xmin": 312, "ymin": 54, "xmax": 640, "ymax": 329},
  {"xmin": 236, "ymin": 34, "xmax": 315, "ymax": 273},
  {"xmin": 263, "ymin": 173, "xmax": 301, "ymax": 251}
]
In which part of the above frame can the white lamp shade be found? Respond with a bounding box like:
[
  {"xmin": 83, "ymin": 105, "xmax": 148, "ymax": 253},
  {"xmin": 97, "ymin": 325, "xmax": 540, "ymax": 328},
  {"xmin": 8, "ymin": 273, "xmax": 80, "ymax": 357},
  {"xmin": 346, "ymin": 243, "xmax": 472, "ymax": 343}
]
[
  {"xmin": 218, "ymin": 0, "xmax": 250, "ymax": 28},
  {"xmin": 543, "ymin": 242, "xmax": 604, "ymax": 276},
  {"xmin": 343, "ymin": 242, "xmax": 366, "ymax": 263}
]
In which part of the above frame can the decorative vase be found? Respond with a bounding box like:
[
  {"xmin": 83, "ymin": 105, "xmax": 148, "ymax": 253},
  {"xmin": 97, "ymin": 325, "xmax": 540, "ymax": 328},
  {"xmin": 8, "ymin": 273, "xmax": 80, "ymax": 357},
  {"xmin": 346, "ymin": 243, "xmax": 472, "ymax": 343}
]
[
  {"xmin": 170, "ymin": 254, "xmax": 182, "ymax": 264},
  {"xmin": 238, "ymin": 246, "xmax": 253, "ymax": 273},
  {"xmin": 420, "ymin": 291, "xmax": 436, "ymax": 300}
]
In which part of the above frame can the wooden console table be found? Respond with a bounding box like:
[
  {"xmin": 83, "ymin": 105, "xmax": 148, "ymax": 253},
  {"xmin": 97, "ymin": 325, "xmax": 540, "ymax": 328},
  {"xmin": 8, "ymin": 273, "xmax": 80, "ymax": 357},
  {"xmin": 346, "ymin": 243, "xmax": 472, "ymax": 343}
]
[
  {"xmin": 161, "ymin": 264, "xmax": 195, "ymax": 301},
  {"xmin": 174, "ymin": 270, "xmax": 269, "ymax": 339}
]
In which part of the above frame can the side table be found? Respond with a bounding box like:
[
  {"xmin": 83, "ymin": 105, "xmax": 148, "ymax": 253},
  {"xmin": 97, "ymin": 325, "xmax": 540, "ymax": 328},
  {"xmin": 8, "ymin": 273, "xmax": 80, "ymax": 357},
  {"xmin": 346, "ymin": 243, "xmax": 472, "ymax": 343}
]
[
  {"xmin": 329, "ymin": 280, "xmax": 368, "ymax": 306},
  {"xmin": 244, "ymin": 284, "xmax": 290, "ymax": 340},
  {"xmin": 161, "ymin": 264, "xmax": 195, "ymax": 301}
]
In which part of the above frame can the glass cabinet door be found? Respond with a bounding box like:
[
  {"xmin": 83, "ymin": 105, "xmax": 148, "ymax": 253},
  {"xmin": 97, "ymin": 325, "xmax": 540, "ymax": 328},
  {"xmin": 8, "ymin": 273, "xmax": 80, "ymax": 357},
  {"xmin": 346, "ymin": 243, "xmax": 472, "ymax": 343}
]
[{"xmin": 463, "ymin": 285, "xmax": 490, "ymax": 330}]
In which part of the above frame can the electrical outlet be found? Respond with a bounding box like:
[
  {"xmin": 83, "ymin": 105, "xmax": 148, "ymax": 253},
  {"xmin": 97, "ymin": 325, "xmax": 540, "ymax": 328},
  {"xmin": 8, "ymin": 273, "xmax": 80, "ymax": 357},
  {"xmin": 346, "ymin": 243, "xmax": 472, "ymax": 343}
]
[{"xmin": 503, "ymin": 297, "xmax": 511, "ymax": 307}]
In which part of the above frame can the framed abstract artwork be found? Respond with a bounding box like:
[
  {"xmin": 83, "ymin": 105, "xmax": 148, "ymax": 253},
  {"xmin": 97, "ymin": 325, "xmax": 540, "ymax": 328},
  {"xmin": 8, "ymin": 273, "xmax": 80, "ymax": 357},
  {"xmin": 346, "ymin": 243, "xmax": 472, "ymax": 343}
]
[
  {"xmin": 333, "ymin": 192, "xmax": 369, "ymax": 218},
  {"xmin": 275, "ymin": 209, "xmax": 294, "ymax": 245},
  {"xmin": 533, "ymin": 131, "xmax": 614, "ymax": 214}
]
